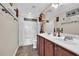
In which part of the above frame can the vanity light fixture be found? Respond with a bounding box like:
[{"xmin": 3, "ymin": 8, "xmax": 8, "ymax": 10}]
[{"xmin": 2, "ymin": 8, "xmax": 8, "ymax": 13}]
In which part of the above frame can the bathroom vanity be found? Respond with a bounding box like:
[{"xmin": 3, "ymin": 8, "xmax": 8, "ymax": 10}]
[{"xmin": 37, "ymin": 33, "xmax": 79, "ymax": 56}]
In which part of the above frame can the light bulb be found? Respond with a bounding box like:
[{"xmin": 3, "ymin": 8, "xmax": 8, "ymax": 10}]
[{"xmin": 52, "ymin": 3, "xmax": 59, "ymax": 9}]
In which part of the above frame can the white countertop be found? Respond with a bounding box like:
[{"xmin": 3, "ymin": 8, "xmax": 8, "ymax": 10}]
[{"xmin": 38, "ymin": 33, "xmax": 79, "ymax": 55}]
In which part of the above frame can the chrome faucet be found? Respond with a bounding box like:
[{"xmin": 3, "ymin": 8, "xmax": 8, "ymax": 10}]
[{"xmin": 64, "ymin": 36, "xmax": 73, "ymax": 41}]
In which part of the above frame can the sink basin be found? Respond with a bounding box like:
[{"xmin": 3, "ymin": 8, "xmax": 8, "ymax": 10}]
[
  {"xmin": 52, "ymin": 36, "xmax": 65, "ymax": 40},
  {"xmin": 63, "ymin": 39, "xmax": 79, "ymax": 45},
  {"xmin": 52, "ymin": 36, "xmax": 79, "ymax": 45}
]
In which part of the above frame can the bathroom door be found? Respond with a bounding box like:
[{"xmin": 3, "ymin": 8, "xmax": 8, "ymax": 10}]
[{"xmin": 23, "ymin": 21, "xmax": 37, "ymax": 45}]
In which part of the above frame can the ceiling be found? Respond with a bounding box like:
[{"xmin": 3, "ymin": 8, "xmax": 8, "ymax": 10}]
[
  {"xmin": 17, "ymin": 3, "xmax": 79, "ymax": 19},
  {"xmin": 17, "ymin": 3, "xmax": 52, "ymax": 18}
]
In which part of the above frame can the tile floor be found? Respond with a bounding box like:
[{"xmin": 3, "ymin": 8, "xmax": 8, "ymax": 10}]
[{"xmin": 16, "ymin": 45, "xmax": 38, "ymax": 56}]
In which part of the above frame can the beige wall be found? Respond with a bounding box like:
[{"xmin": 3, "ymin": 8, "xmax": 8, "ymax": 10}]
[
  {"xmin": 54, "ymin": 7, "xmax": 79, "ymax": 35},
  {"xmin": 0, "ymin": 5, "xmax": 18, "ymax": 55}
]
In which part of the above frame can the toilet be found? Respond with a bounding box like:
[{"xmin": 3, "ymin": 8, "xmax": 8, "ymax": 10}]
[{"xmin": 33, "ymin": 38, "xmax": 37, "ymax": 49}]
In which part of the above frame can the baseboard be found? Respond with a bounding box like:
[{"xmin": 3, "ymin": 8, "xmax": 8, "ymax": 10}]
[{"xmin": 13, "ymin": 46, "xmax": 19, "ymax": 56}]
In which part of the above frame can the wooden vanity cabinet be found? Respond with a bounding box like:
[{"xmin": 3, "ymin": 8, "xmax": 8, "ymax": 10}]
[
  {"xmin": 45, "ymin": 39, "xmax": 54, "ymax": 56},
  {"xmin": 37, "ymin": 35, "xmax": 78, "ymax": 56},
  {"xmin": 37, "ymin": 35, "xmax": 45, "ymax": 56}
]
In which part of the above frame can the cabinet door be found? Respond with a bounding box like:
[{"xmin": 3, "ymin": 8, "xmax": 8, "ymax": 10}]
[
  {"xmin": 37, "ymin": 35, "xmax": 40, "ymax": 55},
  {"xmin": 45, "ymin": 39, "xmax": 54, "ymax": 56},
  {"xmin": 55, "ymin": 45, "xmax": 76, "ymax": 56},
  {"xmin": 55, "ymin": 45, "xmax": 63, "ymax": 56},
  {"xmin": 39, "ymin": 36, "xmax": 45, "ymax": 56},
  {"xmin": 60, "ymin": 48, "xmax": 76, "ymax": 56}
]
